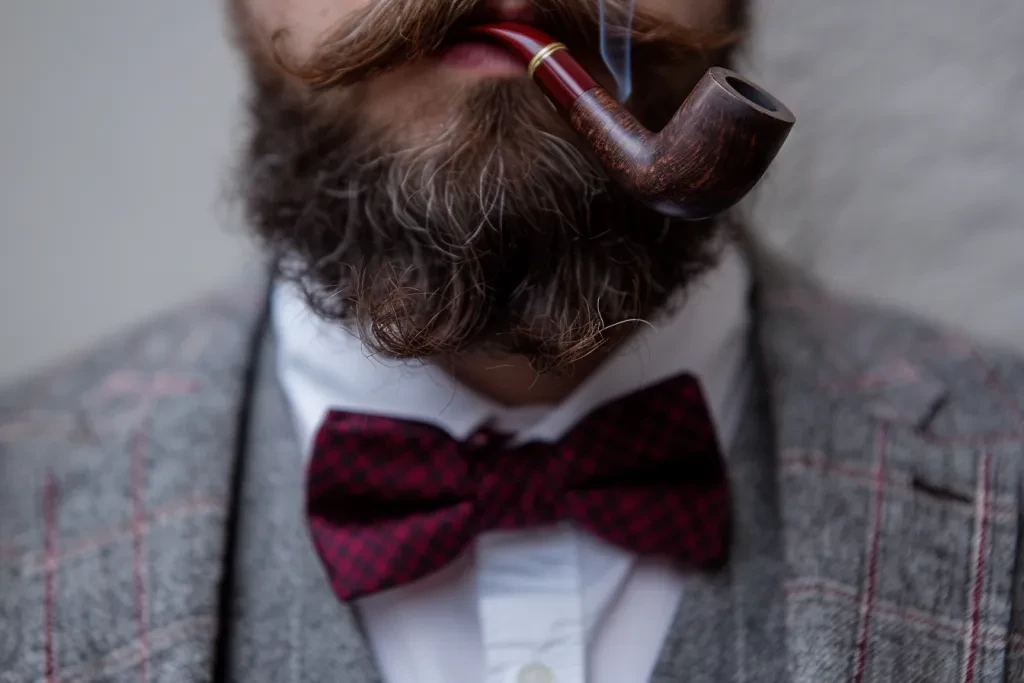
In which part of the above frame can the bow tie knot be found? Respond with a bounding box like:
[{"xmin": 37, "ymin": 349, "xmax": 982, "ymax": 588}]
[
  {"xmin": 307, "ymin": 374, "xmax": 731, "ymax": 601},
  {"xmin": 472, "ymin": 432, "xmax": 580, "ymax": 530}
]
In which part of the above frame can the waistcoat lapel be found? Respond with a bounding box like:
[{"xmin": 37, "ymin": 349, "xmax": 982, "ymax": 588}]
[
  {"xmin": 649, "ymin": 363, "xmax": 788, "ymax": 683},
  {"xmin": 227, "ymin": 323, "xmax": 380, "ymax": 683},
  {"xmin": 756, "ymin": 256, "xmax": 1023, "ymax": 683}
]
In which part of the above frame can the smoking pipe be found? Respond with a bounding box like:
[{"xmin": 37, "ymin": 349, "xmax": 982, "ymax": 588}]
[{"xmin": 470, "ymin": 23, "xmax": 795, "ymax": 219}]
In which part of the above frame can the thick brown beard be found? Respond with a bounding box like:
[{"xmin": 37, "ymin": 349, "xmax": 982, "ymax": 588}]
[{"xmin": 239, "ymin": 73, "xmax": 727, "ymax": 373}]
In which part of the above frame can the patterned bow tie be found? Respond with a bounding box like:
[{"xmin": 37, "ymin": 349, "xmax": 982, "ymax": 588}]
[{"xmin": 306, "ymin": 374, "xmax": 730, "ymax": 601}]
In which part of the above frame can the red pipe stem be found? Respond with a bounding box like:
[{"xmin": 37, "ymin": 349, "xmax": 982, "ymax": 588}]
[{"xmin": 469, "ymin": 23, "xmax": 597, "ymax": 111}]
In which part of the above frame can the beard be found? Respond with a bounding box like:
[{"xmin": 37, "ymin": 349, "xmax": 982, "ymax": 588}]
[{"xmin": 235, "ymin": 1, "xmax": 738, "ymax": 372}]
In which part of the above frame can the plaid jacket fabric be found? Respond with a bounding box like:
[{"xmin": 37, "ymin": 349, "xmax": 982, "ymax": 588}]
[{"xmin": 3, "ymin": 255, "xmax": 1024, "ymax": 682}]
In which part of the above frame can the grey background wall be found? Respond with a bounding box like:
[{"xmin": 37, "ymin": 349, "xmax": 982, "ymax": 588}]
[
  {"xmin": 741, "ymin": 0, "xmax": 1024, "ymax": 348},
  {"xmin": 2, "ymin": 0, "xmax": 1023, "ymax": 382},
  {"xmin": 0, "ymin": 2, "xmax": 251, "ymax": 382}
]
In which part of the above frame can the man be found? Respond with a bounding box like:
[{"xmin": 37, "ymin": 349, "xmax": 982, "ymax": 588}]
[{"xmin": 2, "ymin": 0, "xmax": 1024, "ymax": 680}]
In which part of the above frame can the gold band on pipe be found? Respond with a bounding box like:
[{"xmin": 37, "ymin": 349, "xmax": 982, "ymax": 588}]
[{"xmin": 527, "ymin": 42, "xmax": 568, "ymax": 81}]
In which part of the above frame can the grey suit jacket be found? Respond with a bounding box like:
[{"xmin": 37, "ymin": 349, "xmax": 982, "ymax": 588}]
[{"xmin": 3, "ymin": 257, "xmax": 1024, "ymax": 682}]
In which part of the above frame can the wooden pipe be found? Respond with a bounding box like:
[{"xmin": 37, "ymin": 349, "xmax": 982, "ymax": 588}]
[{"xmin": 470, "ymin": 22, "xmax": 795, "ymax": 219}]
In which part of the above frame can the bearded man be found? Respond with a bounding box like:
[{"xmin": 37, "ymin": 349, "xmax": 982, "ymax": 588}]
[{"xmin": 3, "ymin": 0, "xmax": 1024, "ymax": 681}]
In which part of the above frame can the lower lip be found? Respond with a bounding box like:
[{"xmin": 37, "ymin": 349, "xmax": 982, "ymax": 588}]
[{"xmin": 438, "ymin": 41, "xmax": 523, "ymax": 76}]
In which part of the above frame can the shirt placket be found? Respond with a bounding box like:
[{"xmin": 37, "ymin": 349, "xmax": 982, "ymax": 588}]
[{"xmin": 476, "ymin": 524, "xmax": 586, "ymax": 683}]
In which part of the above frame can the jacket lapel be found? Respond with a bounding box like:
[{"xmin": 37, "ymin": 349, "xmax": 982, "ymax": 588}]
[{"xmin": 756, "ymin": 256, "xmax": 1022, "ymax": 682}]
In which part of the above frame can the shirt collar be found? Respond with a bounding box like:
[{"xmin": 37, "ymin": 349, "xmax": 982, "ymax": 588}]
[{"xmin": 273, "ymin": 245, "xmax": 753, "ymax": 456}]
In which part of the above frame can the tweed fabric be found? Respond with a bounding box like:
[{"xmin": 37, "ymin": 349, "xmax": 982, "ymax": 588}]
[
  {"xmin": 225, "ymin": 330, "xmax": 382, "ymax": 683},
  {"xmin": 307, "ymin": 374, "xmax": 729, "ymax": 601},
  {"xmin": 649, "ymin": 356, "xmax": 788, "ymax": 683},
  {"xmin": 0, "ymin": 281, "xmax": 265, "ymax": 682},
  {"xmin": 755, "ymin": 256, "xmax": 1024, "ymax": 683},
  {"xmin": 2, "ymin": 251, "xmax": 1024, "ymax": 682}
]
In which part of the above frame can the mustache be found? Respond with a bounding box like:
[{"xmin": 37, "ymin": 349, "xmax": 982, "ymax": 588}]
[{"xmin": 273, "ymin": 0, "xmax": 739, "ymax": 90}]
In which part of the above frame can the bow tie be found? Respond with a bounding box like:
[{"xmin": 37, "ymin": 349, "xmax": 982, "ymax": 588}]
[{"xmin": 307, "ymin": 374, "xmax": 730, "ymax": 601}]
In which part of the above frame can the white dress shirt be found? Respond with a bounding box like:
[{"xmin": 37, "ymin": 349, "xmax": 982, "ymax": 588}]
[{"xmin": 273, "ymin": 246, "xmax": 752, "ymax": 683}]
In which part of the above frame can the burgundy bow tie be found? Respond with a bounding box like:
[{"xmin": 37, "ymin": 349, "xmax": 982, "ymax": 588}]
[{"xmin": 306, "ymin": 374, "xmax": 730, "ymax": 601}]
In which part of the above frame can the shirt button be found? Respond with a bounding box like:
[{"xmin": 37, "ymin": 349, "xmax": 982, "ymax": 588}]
[{"xmin": 517, "ymin": 663, "xmax": 555, "ymax": 683}]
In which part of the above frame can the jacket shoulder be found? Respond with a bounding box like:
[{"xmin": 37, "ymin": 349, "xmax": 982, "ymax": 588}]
[
  {"xmin": 0, "ymin": 276, "xmax": 268, "ymax": 421},
  {"xmin": 757, "ymin": 257, "xmax": 1024, "ymax": 438}
]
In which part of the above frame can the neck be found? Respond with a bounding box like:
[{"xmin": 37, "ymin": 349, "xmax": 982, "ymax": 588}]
[{"xmin": 444, "ymin": 349, "xmax": 615, "ymax": 407}]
